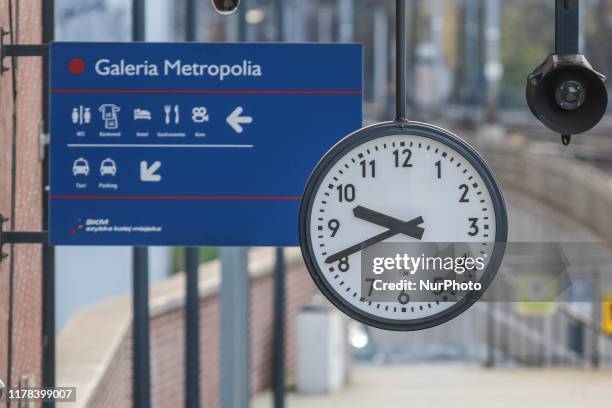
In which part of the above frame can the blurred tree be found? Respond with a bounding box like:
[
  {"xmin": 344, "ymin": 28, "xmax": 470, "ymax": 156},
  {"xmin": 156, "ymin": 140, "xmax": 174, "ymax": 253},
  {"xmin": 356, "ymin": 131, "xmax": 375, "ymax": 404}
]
[
  {"xmin": 500, "ymin": 0, "xmax": 554, "ymax": 106},
  {"xmin": 501, "ymin": 1, "xmax": 554, "ymax": 87},
  {"xmin": 173, "ymin": 247, "xmax": 220, "ymax": 274},
  {"xmin": 587, "ymin": 0, "xmax": 612, "ymax": 82}
]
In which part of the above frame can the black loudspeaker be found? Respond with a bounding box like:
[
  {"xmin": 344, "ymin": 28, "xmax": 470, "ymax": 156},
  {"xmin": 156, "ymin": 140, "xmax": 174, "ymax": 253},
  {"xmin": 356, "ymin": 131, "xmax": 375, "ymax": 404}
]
[
  {"xmin": 211, "ymin": 0, "xmax": 240, "ymax": 14},
  {"xmin": 527, "ymin": 54, "xmax": 608, "ymax": 138}
]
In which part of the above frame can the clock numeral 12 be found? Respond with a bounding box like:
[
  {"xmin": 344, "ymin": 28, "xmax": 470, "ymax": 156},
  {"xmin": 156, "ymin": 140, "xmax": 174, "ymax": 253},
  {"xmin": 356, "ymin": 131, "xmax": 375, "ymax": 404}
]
[{"xmin": 393, "ymin": 149, "xmax": 413, "ymax": 168}]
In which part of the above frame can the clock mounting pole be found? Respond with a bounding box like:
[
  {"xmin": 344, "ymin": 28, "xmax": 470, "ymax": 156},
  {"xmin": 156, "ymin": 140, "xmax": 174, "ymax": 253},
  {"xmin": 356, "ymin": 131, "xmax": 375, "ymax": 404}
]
[{"xmin": 396, "ymin": 0, "xmax": 407, "ymax": 122}]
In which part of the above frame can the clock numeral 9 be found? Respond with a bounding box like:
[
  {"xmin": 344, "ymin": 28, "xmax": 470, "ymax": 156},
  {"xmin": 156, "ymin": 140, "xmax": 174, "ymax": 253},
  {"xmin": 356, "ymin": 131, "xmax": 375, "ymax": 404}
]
[
  {"xmin": 459, "ymin": 184, "xmax": 470, "ymax": 203},
  {"xmin": 360, "ymin": 160, "xmax": 376, "ymax": 178},
  {"xmin": 328, "ymin": 219, "xmax": 340, "ymax": 237},
  {"xmin": 468, "ymin": 218, "xmax": 480, "ymax": 236},
  {"xmin": 393, "ymin": 149, "xmax": 413, "ymax": 168},
  {"xmin": 338, "ymin": 257, "xmax": 350, "ymax": 272},
  {"xmin": 337, "ymin": 184, "xmax": 356, "ymax": 203}
]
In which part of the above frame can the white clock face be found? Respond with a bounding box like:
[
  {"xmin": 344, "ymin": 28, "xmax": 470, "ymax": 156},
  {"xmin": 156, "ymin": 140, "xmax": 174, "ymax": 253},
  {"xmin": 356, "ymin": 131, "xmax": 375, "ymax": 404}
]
[{"xmin": 300, "ymin": 123, "xmax": 507, "ymax": 330}]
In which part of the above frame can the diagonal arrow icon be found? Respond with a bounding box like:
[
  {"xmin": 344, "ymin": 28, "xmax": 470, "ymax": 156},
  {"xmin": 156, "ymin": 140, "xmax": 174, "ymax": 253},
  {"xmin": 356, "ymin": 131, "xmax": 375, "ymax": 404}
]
[
  {"xmin": 140, "ymin": 161, "xmax": 162, "ymax": 182},
  {"xmin": 226, "ymin": 106, "xmax": 253, "ymax": 134}
]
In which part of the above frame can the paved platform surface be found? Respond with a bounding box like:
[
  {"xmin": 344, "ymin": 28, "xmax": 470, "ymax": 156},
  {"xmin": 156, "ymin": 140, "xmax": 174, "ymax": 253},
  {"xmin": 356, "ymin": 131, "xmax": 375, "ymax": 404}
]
[{"xmin": 253, "ymin": 364, "xmax": 612, "ymax": 408}]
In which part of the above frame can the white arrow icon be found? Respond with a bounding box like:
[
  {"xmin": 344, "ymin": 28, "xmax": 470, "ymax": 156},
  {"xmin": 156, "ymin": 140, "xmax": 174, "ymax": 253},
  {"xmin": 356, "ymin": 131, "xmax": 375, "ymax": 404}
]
[
  {"xmin": 226, "ymin": 106, "xmax": 253, "ymax": 134},
  {"xmin": 140, "ymin": 161, "xmax": 162, "ymax": 182}
]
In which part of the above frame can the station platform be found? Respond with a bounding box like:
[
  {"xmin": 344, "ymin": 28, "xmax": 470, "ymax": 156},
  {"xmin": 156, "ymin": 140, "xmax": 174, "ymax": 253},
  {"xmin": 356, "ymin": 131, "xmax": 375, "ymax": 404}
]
[{"xmin": 253, "ymin": 363, "xmax": 612, "ymax": 408}]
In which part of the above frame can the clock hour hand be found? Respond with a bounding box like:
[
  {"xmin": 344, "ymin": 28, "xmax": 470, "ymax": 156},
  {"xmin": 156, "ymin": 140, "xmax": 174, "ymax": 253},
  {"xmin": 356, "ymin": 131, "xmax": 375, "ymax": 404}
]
[
  {"xmin": 325, "ymin": 215, "xmax": 424, "ymax": 264},
  {"xmin": 353, "ymin": 206, "xmax": 425, "ymax": 239}
]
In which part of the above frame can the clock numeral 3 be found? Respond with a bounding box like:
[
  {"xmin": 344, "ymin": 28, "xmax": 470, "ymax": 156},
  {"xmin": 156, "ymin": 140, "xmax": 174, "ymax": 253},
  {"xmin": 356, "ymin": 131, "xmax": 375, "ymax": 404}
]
[{"xmin": 468, "ymin": 218, "xmax": 480, "ymax": 236}]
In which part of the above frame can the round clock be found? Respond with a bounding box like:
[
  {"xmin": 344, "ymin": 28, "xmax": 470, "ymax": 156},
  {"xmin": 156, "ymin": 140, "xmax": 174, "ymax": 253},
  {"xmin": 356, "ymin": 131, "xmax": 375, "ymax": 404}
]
[{"xmin": 299, "ymin": 121, "xmax": 508, "ymax": 331}]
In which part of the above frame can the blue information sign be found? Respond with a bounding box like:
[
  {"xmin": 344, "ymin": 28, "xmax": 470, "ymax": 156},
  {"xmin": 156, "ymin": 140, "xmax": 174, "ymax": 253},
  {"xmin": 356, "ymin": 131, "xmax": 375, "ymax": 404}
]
[{"xmin": 50, "ymin": 42, "xmax": 362, "ymax": 246}]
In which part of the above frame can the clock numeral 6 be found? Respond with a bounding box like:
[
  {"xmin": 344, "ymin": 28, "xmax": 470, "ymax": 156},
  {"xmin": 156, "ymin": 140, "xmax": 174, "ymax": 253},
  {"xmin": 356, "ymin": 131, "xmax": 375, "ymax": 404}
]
[
  {"xmin": 432, "ymin": 277, "xmax": 445, "ymax": 295},
  {"xmin": 337, "ymin": 184, "xmax": 356, "ymax": 203},
  {"xmin": 468, "ymin": 218, "xmax": 480, "ymax": 236},
  {"xmin": 328, "ymin": 219, "xmax": 340, "ymax": 237},
  {"xmin": 398, "ymin": 291, "xmax": 410, "ymax": 305},
  {"xmin": 338, "ymin": 257, "xmax": 350, "ymax": 272},
  {"xmin": 393, "ymin": 149, "xmax": 413, "ymax": 168}
]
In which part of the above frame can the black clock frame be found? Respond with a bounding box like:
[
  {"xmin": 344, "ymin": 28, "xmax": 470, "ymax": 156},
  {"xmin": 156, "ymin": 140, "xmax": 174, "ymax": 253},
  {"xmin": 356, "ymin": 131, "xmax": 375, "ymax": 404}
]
[{"xmin": 299, "ymin": 121, "xmax": 508, "ymax": 331}]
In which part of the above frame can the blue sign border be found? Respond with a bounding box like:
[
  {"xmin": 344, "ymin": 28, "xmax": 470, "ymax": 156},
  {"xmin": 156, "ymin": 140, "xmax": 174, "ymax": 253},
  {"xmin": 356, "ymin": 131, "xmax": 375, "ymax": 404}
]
[{"xmin": 49, "ymin": 42, "xmax": 363, "ymax": 246}]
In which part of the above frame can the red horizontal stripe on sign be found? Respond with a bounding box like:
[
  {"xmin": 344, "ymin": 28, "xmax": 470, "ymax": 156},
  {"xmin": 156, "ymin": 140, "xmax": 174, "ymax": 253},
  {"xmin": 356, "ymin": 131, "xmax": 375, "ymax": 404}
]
[
  {"xmin": 50, "ymin": 195, "xmax": 302, "ymax": 201},
  {"xmin": 50, "ymin": 89, "xmax": 362, "ymax": 95}
]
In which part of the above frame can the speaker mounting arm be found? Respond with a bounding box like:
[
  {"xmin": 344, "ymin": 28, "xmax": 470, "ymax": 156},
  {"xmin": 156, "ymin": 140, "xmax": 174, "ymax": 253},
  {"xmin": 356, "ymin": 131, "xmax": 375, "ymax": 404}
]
[{"xmin": 556, "ymin": 0, "xmax": 580, "ymax": 55}]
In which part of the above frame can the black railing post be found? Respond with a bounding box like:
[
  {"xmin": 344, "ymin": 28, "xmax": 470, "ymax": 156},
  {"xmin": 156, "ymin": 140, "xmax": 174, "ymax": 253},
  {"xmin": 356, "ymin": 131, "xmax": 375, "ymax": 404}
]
[
  {"xmin": 132, "ymin": 247, "xmax": 151, "ymax": 408},
  {"xmin": 273, "ymin": 2, "xmax": 287, "ymax": 407},
  {"xmin": 41, "ymin": 1, "xmax": 55, "ymax": 404},
  {"xmin": 184, "ymin": 2, "xmax": 202, "ymax": 407},
  {"xmin": 273, "ymin": 249, "xmax": 286, "ymax": 408},
  {"xmin": 185, "ymin": 247, "xmax": 201, "ymax": 408},
  {"xmin": 132, "ymin": 1, "xmax": 151, "ymax": 407}
]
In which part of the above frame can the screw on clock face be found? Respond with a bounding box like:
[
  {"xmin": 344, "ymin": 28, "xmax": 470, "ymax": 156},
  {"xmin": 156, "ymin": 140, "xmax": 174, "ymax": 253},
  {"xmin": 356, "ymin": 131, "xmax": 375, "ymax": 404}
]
[{"xmin": 325, "ymin": 205, "xmax": 425, "ymax": 264}]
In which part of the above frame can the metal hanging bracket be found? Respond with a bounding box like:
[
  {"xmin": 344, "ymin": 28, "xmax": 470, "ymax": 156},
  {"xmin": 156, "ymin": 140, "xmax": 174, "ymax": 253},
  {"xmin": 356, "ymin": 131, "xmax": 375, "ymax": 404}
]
[
  {"xmin": 0, "ymin": 28, "xmax": 49, "ymax": 74},
  {"xmin": 0, "ymin": 214, "xmax": 48, "ymax": 260},
  {"xmin": 555, "ymin": 0, "xmax": 580, "ymax": 55},
  {"xmin": 556, "ymin": 0, "xmax": 579, "ymax": 146}
]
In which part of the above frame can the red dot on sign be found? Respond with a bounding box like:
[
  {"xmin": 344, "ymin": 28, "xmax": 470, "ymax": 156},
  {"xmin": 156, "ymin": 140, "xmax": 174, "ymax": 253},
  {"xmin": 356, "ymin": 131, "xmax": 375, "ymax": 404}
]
[
  {"xmin": 69, "ymin": 229, "xmax": 77, "ymax": 236},
  {"xmin": 68, "ymin": 58, "xmax": 86, "ymax": 75}
]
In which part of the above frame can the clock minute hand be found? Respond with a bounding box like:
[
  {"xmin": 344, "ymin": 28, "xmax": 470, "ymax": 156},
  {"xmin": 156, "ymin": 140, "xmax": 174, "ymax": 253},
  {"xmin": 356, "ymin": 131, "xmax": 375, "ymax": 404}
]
[
  {"xmin": 354, "ymin": 206, "xmax": 425, "ymax": 239},
  {"xmin": 325, "ymin": 216, "xmax": 424, "ymax": 264}
]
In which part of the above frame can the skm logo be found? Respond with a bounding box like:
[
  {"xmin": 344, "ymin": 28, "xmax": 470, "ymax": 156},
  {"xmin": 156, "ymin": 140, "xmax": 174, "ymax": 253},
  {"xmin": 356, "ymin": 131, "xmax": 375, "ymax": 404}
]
[{"xmin": 86, "ymin": 219, "xmax": 110, "ymax": 226}]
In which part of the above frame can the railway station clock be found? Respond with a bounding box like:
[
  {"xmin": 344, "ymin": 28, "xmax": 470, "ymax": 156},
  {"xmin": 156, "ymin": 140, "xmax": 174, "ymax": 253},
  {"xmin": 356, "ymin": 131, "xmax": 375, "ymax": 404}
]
[{"xmin": 299, "ymin": 121, "xmax": 508, "ymax": 331}]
